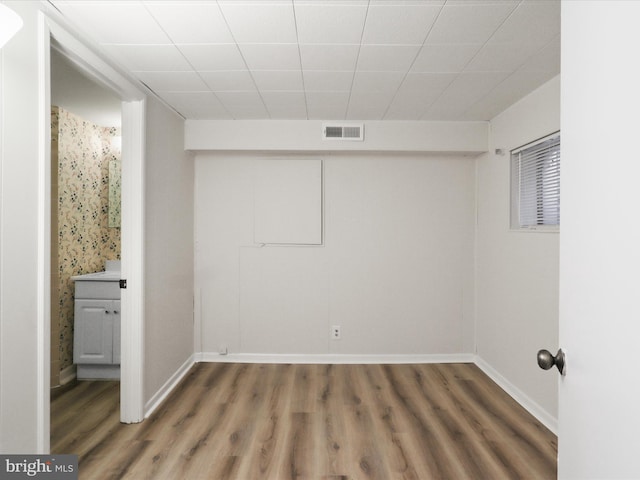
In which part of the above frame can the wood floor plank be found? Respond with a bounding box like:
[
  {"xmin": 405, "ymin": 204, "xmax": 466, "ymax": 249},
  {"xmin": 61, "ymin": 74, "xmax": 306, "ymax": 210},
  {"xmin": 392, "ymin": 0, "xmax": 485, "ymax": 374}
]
[
  {"xmin": 51, "ymin": 363, "xmax": 557, "ymax": 480},
  {"xmin": 315, "ymin": 366, "xmax": 351, "ymax": 478}
]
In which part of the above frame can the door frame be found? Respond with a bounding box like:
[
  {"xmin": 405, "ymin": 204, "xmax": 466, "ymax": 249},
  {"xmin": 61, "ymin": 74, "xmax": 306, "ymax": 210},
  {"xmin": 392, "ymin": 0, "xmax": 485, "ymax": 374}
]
[{"xmin": 37, "ymin": 11, "xmax": 146, "ymax": 452}]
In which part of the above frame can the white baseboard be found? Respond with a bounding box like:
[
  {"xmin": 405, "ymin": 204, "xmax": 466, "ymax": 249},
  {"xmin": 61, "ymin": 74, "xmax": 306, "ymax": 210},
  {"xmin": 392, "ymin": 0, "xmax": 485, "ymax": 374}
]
[
  {"xmin": 144, "ymin": 354, "xmax": 195, "ymax": 419},
  {"xmin": 196, "ymin": 352, "xmax": 475, "ymax": 364},
  {"xmin": 60, "ymin": 364, "xmax": 76, "ymax": 385},
  {"xmin": 474, "ymin": 355, "xmax": 557, "ymax": 434}
]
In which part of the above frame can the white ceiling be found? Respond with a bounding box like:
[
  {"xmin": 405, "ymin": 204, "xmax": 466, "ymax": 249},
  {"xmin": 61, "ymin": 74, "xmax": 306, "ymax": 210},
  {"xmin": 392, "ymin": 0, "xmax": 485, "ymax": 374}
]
[{"xmin": 49, "ymin": 0, "xmax": 560, "ymax": 122}]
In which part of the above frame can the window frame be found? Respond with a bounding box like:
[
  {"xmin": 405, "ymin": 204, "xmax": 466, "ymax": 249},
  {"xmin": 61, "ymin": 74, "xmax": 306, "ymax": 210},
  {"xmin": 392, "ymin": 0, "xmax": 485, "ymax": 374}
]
[{"xmin": 510, "ymin": 131, "xmax": 561, "ymax": 233}]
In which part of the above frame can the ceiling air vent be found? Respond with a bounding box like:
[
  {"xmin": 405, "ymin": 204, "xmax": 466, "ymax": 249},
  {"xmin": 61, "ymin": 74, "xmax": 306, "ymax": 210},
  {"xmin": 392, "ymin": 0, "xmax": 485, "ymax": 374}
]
[{"xmin": 322, "ymin": 123, "xmax": 364, "ymax": 141}]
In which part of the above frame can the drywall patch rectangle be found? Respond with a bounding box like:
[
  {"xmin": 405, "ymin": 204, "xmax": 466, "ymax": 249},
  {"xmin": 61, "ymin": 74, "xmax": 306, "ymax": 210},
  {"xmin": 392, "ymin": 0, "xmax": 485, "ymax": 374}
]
[{"xmin": 254, "ymin": 159, "xmax": 322, "ymax": 245}]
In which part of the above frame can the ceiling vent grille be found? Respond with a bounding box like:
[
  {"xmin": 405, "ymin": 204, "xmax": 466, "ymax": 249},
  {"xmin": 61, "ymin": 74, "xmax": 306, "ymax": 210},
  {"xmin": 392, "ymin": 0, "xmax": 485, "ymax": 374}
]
[{"xmin": 322, "ymin": 123, "xmax": 364, "ymax": 141}]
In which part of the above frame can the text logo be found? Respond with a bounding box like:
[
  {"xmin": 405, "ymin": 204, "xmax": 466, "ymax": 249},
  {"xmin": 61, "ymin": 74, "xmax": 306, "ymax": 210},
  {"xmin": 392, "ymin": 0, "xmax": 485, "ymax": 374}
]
[{"xmin": 0, "ymin": 455, "xmax": 77, "ymax": 479}]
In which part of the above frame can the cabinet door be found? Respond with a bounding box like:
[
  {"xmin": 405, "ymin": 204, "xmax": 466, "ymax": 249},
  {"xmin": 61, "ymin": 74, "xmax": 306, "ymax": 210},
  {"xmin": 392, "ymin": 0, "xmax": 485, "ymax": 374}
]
[
  {"xmin": 74, "ymin": 299, "xmax": 113, "ymax": 364},
  {"xmin": 112, "ymin": 300, "xmax": 121, "ymax": 364}
]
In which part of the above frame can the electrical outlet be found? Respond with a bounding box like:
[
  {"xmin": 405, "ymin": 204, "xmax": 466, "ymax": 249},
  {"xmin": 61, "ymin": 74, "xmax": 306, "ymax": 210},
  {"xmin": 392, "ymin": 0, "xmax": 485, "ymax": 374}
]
[{"xmin": 331, "ymin": 325, "xmax": 341, "ymax": 340}]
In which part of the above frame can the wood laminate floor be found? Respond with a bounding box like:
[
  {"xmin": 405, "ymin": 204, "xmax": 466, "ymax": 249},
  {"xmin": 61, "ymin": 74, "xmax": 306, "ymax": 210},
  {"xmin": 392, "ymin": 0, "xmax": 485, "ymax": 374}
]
[{"xmin": 51, "ymin": 363, "xmax": 557, "ymax": 480}]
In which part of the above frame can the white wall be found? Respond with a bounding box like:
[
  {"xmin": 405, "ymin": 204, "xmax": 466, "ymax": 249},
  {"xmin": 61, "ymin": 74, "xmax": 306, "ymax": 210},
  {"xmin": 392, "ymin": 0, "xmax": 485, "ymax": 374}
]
[
  {"xmin": 0, "ymin": 1, "xmax": 45, "ymax": 453},
  {"xmin": 195, "ymin": 152, "xmax": 476, "ymax": 359},
  {"xmin": 144, "ymin": 96, "xmax": 194, "ymax": 407},
  {"xmin": 186, "ymin": 120, "xmax": 488, "ymax": 154},
  {"xmin": 476, "ymin": 76, "xmax": 560, "ymax": 428}
]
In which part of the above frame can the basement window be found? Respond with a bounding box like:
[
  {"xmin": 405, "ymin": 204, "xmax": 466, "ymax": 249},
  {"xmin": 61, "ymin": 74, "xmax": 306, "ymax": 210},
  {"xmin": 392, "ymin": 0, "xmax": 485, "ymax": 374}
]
[{"xmin": 510, "ymin": 132, "xmax": 561, "ymax": 231}]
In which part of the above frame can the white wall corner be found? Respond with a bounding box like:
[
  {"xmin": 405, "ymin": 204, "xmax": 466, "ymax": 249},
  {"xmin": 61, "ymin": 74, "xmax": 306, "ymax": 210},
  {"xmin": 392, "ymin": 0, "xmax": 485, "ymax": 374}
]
[
  {"xmin": 144, "ymin": 354, "xmax": 195, "ymax": 419},
  {"xmin": 474, "ymin": 355, "xmax": 557, "ymax": 434}
]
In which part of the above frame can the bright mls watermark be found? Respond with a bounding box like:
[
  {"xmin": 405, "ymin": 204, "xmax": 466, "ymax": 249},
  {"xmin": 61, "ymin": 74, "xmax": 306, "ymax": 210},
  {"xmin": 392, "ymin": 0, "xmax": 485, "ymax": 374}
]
[{"xmin": 0, "ymin": 455, "xmax": 77, "ymax": 479}]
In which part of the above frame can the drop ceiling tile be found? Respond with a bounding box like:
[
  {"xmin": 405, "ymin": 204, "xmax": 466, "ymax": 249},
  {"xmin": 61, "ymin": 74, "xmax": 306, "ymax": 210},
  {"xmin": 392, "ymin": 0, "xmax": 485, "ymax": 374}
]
[
  {"xmin": 352, "ymin": 71, "xmax": 406, "ymax": 94},
  {"xmin": 178, "ymin": 44, "xmax": 246, "ymax": 71},
  {"xmin": 490, "ymin": 0, "xmax": 560, "ymax": 46},
  {"xmin": 299, "ymin": 44, "xmax": 360, "ymax": 71},
  {"xmin": 144, "ymin": 2, "xmax": 234, "ymax": 44},
  {"xmin": 200, "ymin": 71, "xmax": 257, "ymax": 92},
  {"xmin": 216, "ymin": 90, "xmax": 264, "ymax": 107},
  {"xmin": 216, "ymin": 91, "xmax": 269, "ymax": 119},
  {"xmin": 421, "ymin": 103, "xmax": 470, "ymax": 121},
  {"xmin": 133, "ymin": 71, "xmax": 209, "ymax": 91},
  {"xmin": 239, "ymin": 44, "xmax": 302, "ymax": 70},
  {"xmin": 306, "ymin": 91, "xmax": 350, "ymax": 120},
  {"xmin": 102, "ymin": 45, "xmax": 192, "ymax": 72},
  {"xmin": 361, "ymin": 4, "xmax": 441, "ymax": 45},
  {"xmin": 252, "ymin": 70, "xmax": 304, "ymax": 91},
  {"xmin": 420, "ymin": 109, "xmax": 456, "ymax": 121},
  {"xmin": 411, "ymin": 44, "xmax": 481, "ymax": 73},
  {"xmin": 356, "ymin": 45, "xmax": 421, "ymax": 72},
  {"xmin": 216, "ymin": 90, "xmax": 264, "ymax": 108},
  {"xmin": 383, "ymin": 103, "xmax": 424, "ymax": 121},
  {"xmin": 54, "ymin": 1, "xmax": 171, "ymax": 44},
  {"xmin": 385, "ymin": 72, "xmax": 457, "ymax": 119},
  {"xmin": 447, "ymin": 71, "xmax": 511, "ymax": 101},
  {"xmin": 160, "ymin": 92, "xmax": 232, "ymax": 119},
  {"xmin": 261, "ymin": 92, "xmax": 308, "ymax": 119},
  {"xmin": 426, "ymin": 3, "xmax": 517, "ymax": 44},
  {"xmin": 461, "ymin": 68, "xmax": 558, "ymax": 120},
  {"xmin": 218, "ymin": 2, "xmax": 297, "ymax": 43},
  {"xmin": 347, "ymin": 91, "xmax": 394, "ymax": 120},
  {"xmin": 399, "ymin": 72, "xmax": 457, "ymax": 92},
  {"xmin": 423, "ymin": 71, "xmax": 510, "ymax": 119},
  {"xmin": 225, "ymin": 106, "xmax": 271, "ymax": 120},
  {"xmin": 303, "ymin": 71, "xmax": 354, "ymax": 91},
  {"xmin": 519, "ymin": 36, "xmax": 560, "ymax": 73},
  {"xmin": 384, "ymin": 96, "xmax": 431, "ymax": 120},
  {"xmin": 294, "ymin": 3, "xmax": 368, "ymax": 44},
  {"xmin": 465, "ymin": 42, "xmax": 544, "ymax": 72}
]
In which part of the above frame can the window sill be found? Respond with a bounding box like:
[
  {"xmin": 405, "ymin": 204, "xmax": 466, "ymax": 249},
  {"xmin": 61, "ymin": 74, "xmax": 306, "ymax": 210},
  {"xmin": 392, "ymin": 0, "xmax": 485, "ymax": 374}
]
[{"xmin": 510, "ymin": 226, "xmax": 559, "ymax": 234}]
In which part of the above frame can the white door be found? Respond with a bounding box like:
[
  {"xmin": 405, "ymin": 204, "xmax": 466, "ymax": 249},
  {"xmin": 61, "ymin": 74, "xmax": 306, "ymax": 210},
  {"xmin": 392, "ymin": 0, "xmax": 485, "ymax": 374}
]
[{"xmin": 559, "ymin": 2, "xmax": 640, "ymax": 478}]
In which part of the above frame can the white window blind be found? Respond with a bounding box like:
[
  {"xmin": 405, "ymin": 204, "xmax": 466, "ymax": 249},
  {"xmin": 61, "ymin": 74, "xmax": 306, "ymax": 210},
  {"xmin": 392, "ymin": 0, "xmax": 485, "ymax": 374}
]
[{"xmin": 510, "ymin": 132, "xmax": 560, "ymax": 229}]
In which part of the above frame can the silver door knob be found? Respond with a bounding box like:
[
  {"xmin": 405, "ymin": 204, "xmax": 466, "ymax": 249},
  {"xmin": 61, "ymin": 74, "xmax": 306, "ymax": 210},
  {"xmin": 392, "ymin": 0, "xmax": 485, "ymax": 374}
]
[{"xmin": 537, "ymin": 348, "xmax": 566, "ymax": 375}]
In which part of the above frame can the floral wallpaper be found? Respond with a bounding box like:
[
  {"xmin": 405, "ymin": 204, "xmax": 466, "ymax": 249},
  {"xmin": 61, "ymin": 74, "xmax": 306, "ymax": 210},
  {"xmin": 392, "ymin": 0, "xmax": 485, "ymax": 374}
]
[{"xmin": 52, "ymin": 106, "xmax": 121, "ymax": 376}]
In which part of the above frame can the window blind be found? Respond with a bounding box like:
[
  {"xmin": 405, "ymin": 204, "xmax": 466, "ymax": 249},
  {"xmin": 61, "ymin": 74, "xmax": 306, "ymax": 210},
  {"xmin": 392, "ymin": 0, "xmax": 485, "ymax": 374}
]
[{"xmin": 510, "ymin": 133, "xmax": 560, "ymax": 229}]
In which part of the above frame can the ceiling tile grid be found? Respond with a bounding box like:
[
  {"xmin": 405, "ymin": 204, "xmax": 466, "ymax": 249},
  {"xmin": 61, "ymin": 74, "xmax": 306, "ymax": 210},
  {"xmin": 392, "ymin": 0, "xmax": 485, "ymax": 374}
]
[{"xmin": 50, "ymin": 0, "xmax": 561, "ymax": 122}]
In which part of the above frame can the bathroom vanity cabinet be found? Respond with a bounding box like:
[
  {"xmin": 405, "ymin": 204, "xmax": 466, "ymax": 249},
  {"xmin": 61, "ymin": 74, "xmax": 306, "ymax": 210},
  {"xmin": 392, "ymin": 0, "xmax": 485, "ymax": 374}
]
[{"xmin": 72, "ymin": 268, "xmax": 121, "ymax": 379}]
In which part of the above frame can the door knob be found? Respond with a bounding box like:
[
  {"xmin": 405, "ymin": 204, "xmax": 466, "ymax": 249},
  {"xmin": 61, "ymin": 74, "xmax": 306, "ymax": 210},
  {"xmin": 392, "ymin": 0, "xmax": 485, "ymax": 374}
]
[{"xmin": 537, "ymin": 348, "xmax": 566, "ymax": 375}]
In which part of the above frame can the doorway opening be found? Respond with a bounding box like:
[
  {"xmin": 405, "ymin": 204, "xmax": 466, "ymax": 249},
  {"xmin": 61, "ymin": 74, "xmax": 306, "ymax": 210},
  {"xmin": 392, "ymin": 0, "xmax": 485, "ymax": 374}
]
[
  {"xmin": 49, "ymin": 45, "xmax": 123, "ymax": 390},
  {"xmin": 39, "ymin": 14, "xmax": 147, "ymax": 452}
]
